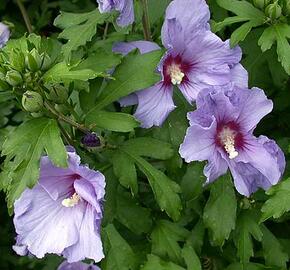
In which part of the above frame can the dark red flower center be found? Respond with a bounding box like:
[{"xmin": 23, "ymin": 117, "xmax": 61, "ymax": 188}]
[
  {"xmin": 215, "ymin": 121, "xmax": 244, "ymax": 159},
  {"xmin": 163, "ymin": 54, "xmax": 191, "ymax": 86}
]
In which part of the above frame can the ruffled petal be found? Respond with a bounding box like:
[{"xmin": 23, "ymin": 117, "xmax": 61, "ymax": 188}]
[
  {"xmin": 235, "ymin": 135, "xmax": 281, "ymax": 187},
  {"xmin": 119, "ymin": 93, "xmax": 138, "ymax": 107},
  {"xmin": 230, "ymin": 63, "xmax": 248, "ymax": 88},
  {"xmin": 13, "ymin": 185, "xmax": 85, "ymax": 259},
  {"xmin": 0, "ymin": 22, "xmax": 10, "ymax": 48},
  {"xmin": 232, "ymin": 87, "xmax": 273, "ymax": 131},
  {"xmin": 204, "ymin": 151, "xmax": 228, "ymax": 183},
  {"xmin": 179, "ymin": 119, "xmax": 217, "ymax": 163},
  {"xmin": 162, "ymin": 0, "xmax": 210, "ymax": 48},
  {"xmin": 58, "ymin": 261, "xmax": 100, "ymax": 270},
  {"xmin": 113, "ymin": 41, "xmax": 160, "ymax": 56},
  {"xmin": 115, "ymin": 0, "xmax": 134, "ymax": 27},
  {"xmin": 63, "ymin": 205, "xmax": 104, "ymax": 263},
  {"xmin": 134, "ymin": 82, "xmax": 176, "ymax": 128},
  {"xmin": 229, "ymin": 161, "xmax": 271, "ymax": 197}
]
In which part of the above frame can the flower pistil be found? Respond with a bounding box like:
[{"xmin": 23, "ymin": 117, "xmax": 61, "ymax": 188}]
[{"xmin": 62, "ymin": 193, "xmax": 81, "ymax": 207}]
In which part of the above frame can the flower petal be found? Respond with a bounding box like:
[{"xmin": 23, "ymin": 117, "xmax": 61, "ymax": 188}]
[
  {"xmin": 58, "ymin": 261, "xmax": 100, "ymax": 270},
  {"xmin": 233, "ymin": 87, "xmax": 273, "ymax": 131},
  {"xmin": 113, "ymin": 41, "xmax": 160, "ymax": 55},
  {"xmin": 162, "ymin": 0, "xmax": 210, "ymax": 48},
  {"xmin": 179, "ymin": 119, "xmax": 217, "ymax": 163},
  {"xmin": 230, "ymin": 63, "xmax": 248, "ymax": 88},
  {"xmin": 204, "ymin": 151, "xmax": 228, "ymax": 183},
  {"xmin": 236, "ymin": 135, "xmax": 281, "ymax": 187},
  {"xmin": 134, "ymin": 82, "xmax": 176, "ymax": 128},
  {"xmin": 115, "ymin": 0, "xmax": 134, "ymax": 27},
  {"xmin": 13, "ymin": 185, "xmax": 84, "ymax": 259},
  {"xmin": 119, "ymin": 93, "xmax": 138, "ymax": 107},
  {"xmin": 63, "ymin": 205, "xmax": 104, "ymax": 263}
]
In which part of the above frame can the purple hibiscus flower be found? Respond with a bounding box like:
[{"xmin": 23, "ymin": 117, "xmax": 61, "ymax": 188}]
[
  {"xmin": 13, "ymin": 148, "xmax": 105, "ymax": 263},
  {"xmin": 58, "ymin": 260, "xmax": 100, "ymax": 270},
  {"xmin": 179, "ymin": 85, "xmax": 285, "ymax": 196},
  {"xmin": 96, "ymin": 0, "xmax": 134, "ymax": 27},
  {"xmin": 113, "ymin": 0, "xmax": 247, "ymax": 128},
  {"xmin": 0, "ymin": 22, "xmax": 10, "ymax": 48}
]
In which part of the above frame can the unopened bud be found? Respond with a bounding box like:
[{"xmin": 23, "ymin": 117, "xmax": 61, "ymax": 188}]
[
  {"xmin": 253, "ymin": 0, "xmax": 272, "ymax": 9},
  {"xmin": 266, "ymin": 1, "xmax": 282, "ymax": 19},
  {"xmin": 40, "ymin": 53, "xmax": 52, "ymax": 71},
  {"xmin": 0, "ymin": 79, "xmax": 9, "ymax": 91},
  {"xmin": 25, "ymin": 49, "xmax": 42, "ymax": 71},
  {"xmin": 285, "ymin": 0, "xmax": 290, "ymax": 15},
  {"xmin": 22, "ymin": 91, "xmax": 43, "ymax": 112},
  {"xmin": 81, "ymin": 133, "xmax": 105, "ymax": 151},
  {"xmin": 5, "ymin": 70, "xmax": 22, "ymax": 86},
  {"xmin": 45, "ymin": 84, "xmax": 68, "ymax": 104}
]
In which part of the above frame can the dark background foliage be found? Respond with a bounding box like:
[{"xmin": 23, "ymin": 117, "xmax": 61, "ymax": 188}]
[{"xmin": 0, "ymin": 0, "xmax": 290, "ymax": 269}]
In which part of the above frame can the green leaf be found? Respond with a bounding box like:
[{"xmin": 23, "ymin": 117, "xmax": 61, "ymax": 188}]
[
  {"xmin": 203, "ymin": 174, "xmax": 237, "ymax": 246},
  {"xmin": 102, "ymin": 224, "xmax": 139, "ymax": 270},
  {"xmin": 230, "ymin": 21, "xmax": 256, "ymax": 47},
  {"xmin": 86, "ymin": 50, "xmax": 162, "ymax": 112},
  {"xmin": 181, "ymin": 162, "xmax": 205, "ymax": 201},
  {"xmin": 261, "ymin": 225, "xmax": 288, "ymax": 268},
  {"xmin": 43, "ymin": 62, "xmax": 101, "ymax": 83},
  {"xmin": 122, "ymin": 149, "xmax": 182, "ymax": 221},
  {"xmin": 0, "ymin": 118, "xmax": 67, "ymax": 208},
  {"xmin": 261, "ymin": 178, "xmax": 290, "ymax": 221},
  {"xmin": 258, "ymin": 24, "xmax": 290, "ymax": 75},
  {"xmin": 112, "ymin": 151, "xmax": 138, "ymax": 195},
  {"xmin": 151, "ymin": 220, "xmax": 189, "ymax": 264},
  {"xmin": 215, "ymin": 0, "xmax": 266, "ymax": 45},
  {"xmin": 181, "ymin": 245, "xmax": 202, "ymax": 270},
  {"xmin": 141, "ymin": 254, "xmax": 185, "ymax": 270},
  {"xmin": 234, "ymin": 210, "xmax": 263, "ymax": 264},
  {"xmin": 225, "ymin": 262, "xmax": 276, "ymax": 270},
  {"xmin": 85, "ymin": 110, "xmax": 140, "ymax": 132},
  {"xmin": 54, "ymin": 9, "xmax": 108, "ymax": 61},
  {"xmin": 76, "ymin": 48, "xmax": 122, "ymax": 73},
  {"xmin": 116, "ymin": 190, "xmax": 152, "ymax": 235},
  {"xmin": 122, "ymin": 137, "xmax": 174, "ymax": 160}
]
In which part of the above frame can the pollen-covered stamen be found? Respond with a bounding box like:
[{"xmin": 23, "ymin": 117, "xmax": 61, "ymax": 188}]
[
  {"xmin": 168, "ymin": 63, "xmax": 185, "ymax": 85},
  {"xmin": 218, "ymin": 126, "xmax": 239, "ymax": 159},
  {"xmin": 62, "ymin": 193, "xmax": 80, "ymax": 207}
]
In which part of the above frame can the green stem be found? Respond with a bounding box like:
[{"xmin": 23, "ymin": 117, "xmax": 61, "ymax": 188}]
[
  {"xmin": 103, "ymin": 22, "xmax": 109, "ymax": 40},
  {"xmin": 141, "ymin": 0, "xmax": 151, "ymax": 41},
  {"xmin": 44, "ymin": 101, "xmax": 90, "ymax": 134},
  {"xmin": 16, "ymin": 0, "xmax": 33, "ymax": 34}
]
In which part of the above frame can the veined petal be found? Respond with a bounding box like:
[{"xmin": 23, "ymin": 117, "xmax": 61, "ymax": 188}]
[
  {"xmin": 230, "ymin": 63, "xmax": 249, "ymax": 88},
  {"xmin": 63, "ymin": 205, "xmax": 104, "ymax": 263},
  {"xmin": 204, "ymin": 150, "xmax": 228, "ymax": 184},
  {"xmin": 134, "ymin": 82, "xmax": 176, "ymax": 128},
  {"xmin": 233, "ymin": 87, "xmax": 273, "ymax": 131},
  {"xmin": 179, "ymin": 119, "xmax": 217, "ymax": 163},
  {"xmin": 162, "ymin": 0, "xmax": 210, "ymax": 48},
  {"xmin": 113, "ymin": 41, "xmax": 160, "ymax": 55},
  {"xmin": 13, "ymin": 185, "xmax": 84, "ymax": 259},
  {"xmin": 115, "ymin": 0, "xmax": 134, "ymax": 27},
  {"xmin": 119, "ymin": 93, "xmax": 138, "ymax": 107},
  {"xmin": 58, "ymin": 261, "xmax": 100, "ymax": 270}
]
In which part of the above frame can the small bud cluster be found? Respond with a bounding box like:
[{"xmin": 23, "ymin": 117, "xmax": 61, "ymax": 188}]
[
  {"xmin": 0, "ymin": 34, "xmax": 69, "ymax": 114},
  {"xmin": 253, "ymin": 0, "xmax": 290, "ymax": 20}
]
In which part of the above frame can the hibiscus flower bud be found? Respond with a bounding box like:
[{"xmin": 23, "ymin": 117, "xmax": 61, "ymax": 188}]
[
  {"xmin": 266, "ymin": 1, "xmax": 282, "ymax": 19},
  {"xmin": 253, "ymin": 0, "xmax": 271, "ymax": 9},
  {"xmin": 81, "ymin": 132, "xmax": 104, "ymax": 149},
  {"xmin": 25, "ymin": 48, "xmax": 42, "ymax": 72},
  {"xmin": 22, "ymin": 91, "xmax": 43, "ymax": 112},
  {"xmin": 285, "ymin": 0, "xmax": 290, "ymax": 15},
  {"xmin": 40, "ymin": 53, "xmax": 52, "ymax": 71},
  {"xmin": 5, "ymin": 70, "xmax": 23, "ymax": 86},
  {"xmin": 45, "ymin": 84, "xmax": 68, "ymax": 104}
]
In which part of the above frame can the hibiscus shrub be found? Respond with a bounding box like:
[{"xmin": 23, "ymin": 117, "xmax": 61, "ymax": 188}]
[{"xmin": 0, "ymin": 0, "xmax": 290, "ymax": 269}]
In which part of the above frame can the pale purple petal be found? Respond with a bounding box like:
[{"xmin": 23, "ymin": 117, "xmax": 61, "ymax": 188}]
[
  {"xmin": 119, "ymin": 93, "xmax": 138, "ymax": 107},
  {"xmin": 113, "ymin": 41, "xmax": 160, "ymax": 55},
  {"xmin": 162, "ymin": 0, "xmax": 210, "ymax": 48},
  {"xmin": 134, "ymin": 82, "xmax": 176, "ymax": 128},
  {"xmin": 204, "ymin": 151, "xmax": 228, "ymax": 184},
  {"xmin": 63, "ymin": 205, "xmax": 104, "ymax": 263},
  {"xmin": 179, "ymin": 119, "xmax": 217, "ymax": 163},
  {"xmin": 13, "ymin": 185, "xmax": 85, "ymax": 259},
  {"xmin": 58, "ymin": 260, "xmax": 100, "ymax": 270},
  {"xmin": 230, "ymin": 63, "xmax": 248, "ymax": 88},
  {"xmin": 0, "ymin": 22, "xmax": 10, "ymax": 48},
  {"xmin": 236, "ymin": 134, "xmax": 281, "ymax": 186},
  {"xmin": 233, "ymin": 87, "xmax": 273, "ymax": 131}
]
